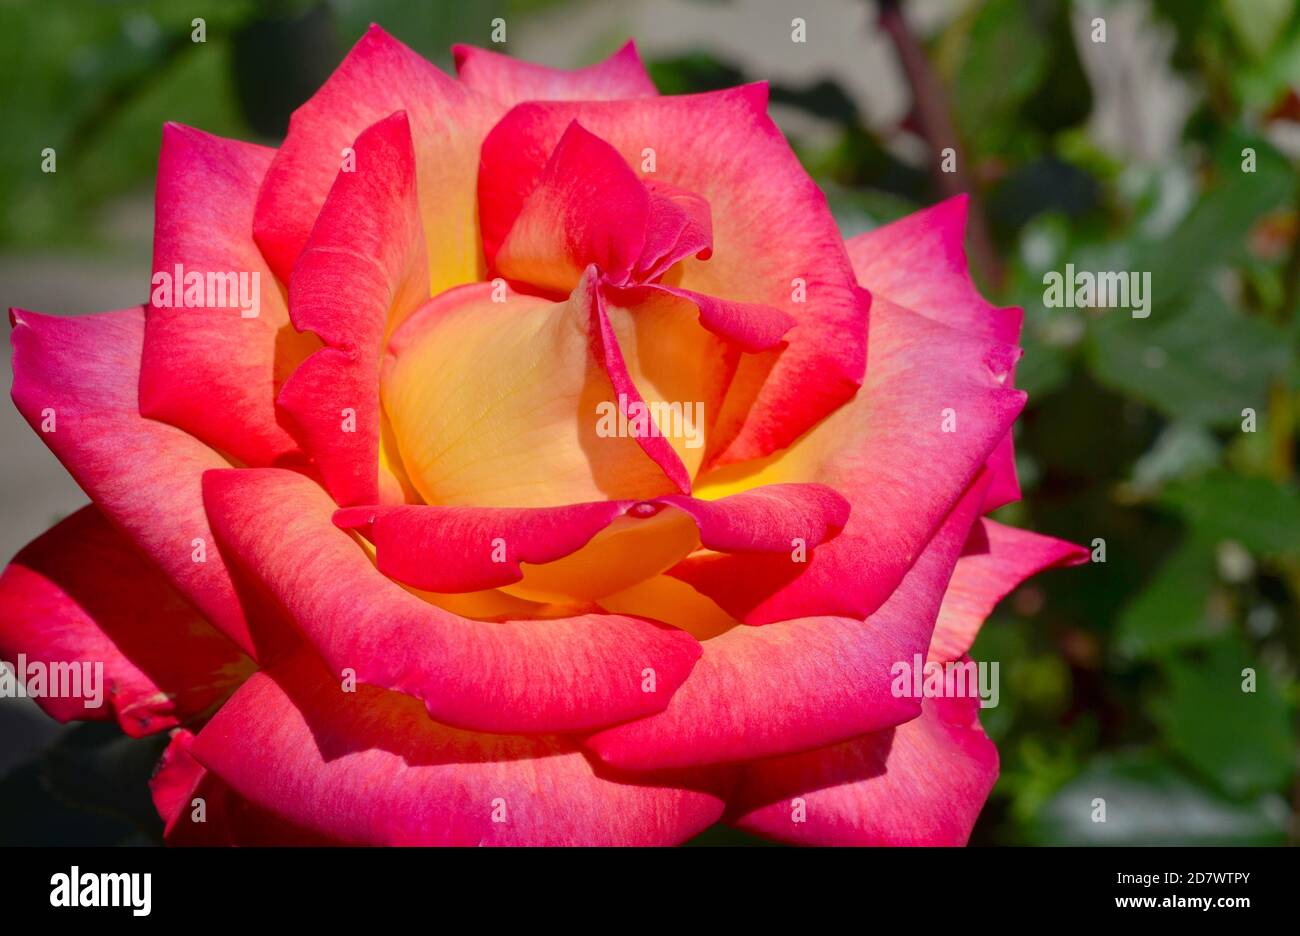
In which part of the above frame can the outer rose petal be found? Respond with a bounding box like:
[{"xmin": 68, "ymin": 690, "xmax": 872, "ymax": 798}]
[
  {"xmin": 452, "ymin": 40, "xmax": 658, "ymax": 106},
  {"xmin": 9, "ymin": 306, "xmax": 261, "ymax": 656},
  {"xmin": 980, "ymin": 431, "xmax": 1021, "ymax": 512},
  {"xmin": 929, "ymin": 519, "xmax": 1088, "ymax": 664},
  {"xmin": 381, "ymin": 274, "xmax": 685, "ymax": 508},
  {"xmin": 191, "ymin": 650, "xmax": 729, "ymax": 846},
  {"xmin": 201, "ymin": 467, "xmax": 704, "ymax": 734},
  {"xmin": 276, "ymin": 110, "xmax": 427, "ymax": 507},
  {"xmin": 727, "ymin": 693, "xmax": 998, "ymax": 846},
  {"xmin": 151, "ymin": 729, "xmax": 338, "ymax": 846},
  {"xmin": 676, "ymin": 300, "xmax": 1024, "ymax": 624},
  {"xmin": 584, "ymin": 477, "xmax": 988, "ymax": 770},
  {"xmin": 846, "ymin": 196, "xmax": 1021, "ymax": 344},
  {"xmin": 847, "ymin": 196, "xmax": 1025, "ymax": 510},
  {"xmin": 477, "ymin": 87, "xmax": 867, "ymax": 465},
  {"xmin": 254, "ymin": 26, "xmax": 501, "ymax": 292},
  {"xmin": 139, "ymin": 124, "xmax": 308, "ymax": 467},
  {"xmin": 0, "ymin": 507, "xmax": 251, "ymax": 737}
]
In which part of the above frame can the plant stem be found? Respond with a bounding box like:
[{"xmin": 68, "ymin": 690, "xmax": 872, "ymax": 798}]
[{"xmin": 876, "ymin": 0, "xmax": 1004, "ymax": 291}]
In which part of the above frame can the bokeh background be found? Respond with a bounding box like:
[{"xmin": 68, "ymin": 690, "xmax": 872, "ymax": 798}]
[{"xmin": 1, "ymin": 0, "xmax": 1297, "ymax": 846}]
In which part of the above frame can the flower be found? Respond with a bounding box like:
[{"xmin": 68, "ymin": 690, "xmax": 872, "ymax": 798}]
[{"xmin": 0, "ymin": 28, "xmax": 1085, "ymax": 846}]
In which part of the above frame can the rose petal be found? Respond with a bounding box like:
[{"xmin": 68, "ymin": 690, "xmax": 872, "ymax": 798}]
[
  {"xmin": 656, "ymin": 483, "xmax": 848, "ymax": 553},
  {"xmin": 589, "ymin": 268, "xmax": 694, "ymax": 492},
  {"xmin": 151, "ymin": 729, "xmax": 338, "ymax": 846},
  {"xmin": 597, "ymin": 574, "xmax": 739, "ymax": 642},
  {"xmin": 727, "ymin": 693, "xmax": 998, "ymax": 846},
  {"xmin": 254, "ymin": 26, "xmax": 500, "ymax": 292},
  {"xmin": 629, "ymin": 284, "xmax": 794, "ymax": 354},
  {"xmin": 139, "ymin": 123, "xmax": 310, "ymax": 467},
  {"xmin": 584, "ymin": 476, "xmax": 987, "ymax": 770},
  {"xmin": 381, "ymin": 272, "xmax": 686, "ymax": 508},
  {"xmin": 190, "ymin": 650, "xmax": 729, "ymax": 845},
  {"xmin": 676, "ymin": 299, "xmax": 1024, "ymax": 624},
  {"xmin": 275, "ymin": 110, "xmax": 428, "ymax": 508},
  {"xmin": 333, "ymin": 482, "xmax": 846, "ymax": 594},
  {"xmin": 599, "ymin": 283, "xmax": 738, "ymax": 479},
  {"xmin": 9, "ymin": 306, "xmax": 262, "ymax": 655},
  {"xmin": 0, "ymin": 507, "xmax": 251, "ymax": 737},
  {"xmin": 202, "ymin": 467, "xmax": 703, "ymax": 734},
  {"xmin": 477, "ymin": 87, "xmax": 867, "ymax": 465},
  {"xmin": 495, "ymin": 120, "xmax": 651, "ymax": 290},
  {"xmin": 981, "ymin": 431, "xmax": 1021, "ymax": 512},
  {"xmin": 635, "ymin": 182, "xmax": 713, "ymax": 279},
  {"xmin": 847, "ymin": 196, "xmax": 1025, "ymax": 510},
  {"xmin": 452, "ymin": 40, "xmax": 658, "ymax": 106},
  {"xmin": 846, "ymin": 196, "xmax": 1021, "ymax": 343},
  {"xmin": 333, "ymin": 500, "xmax": 627, "ymax": 593},
  {"xmin": 491, "ymin": 123, "xmax": 745, "ymax": 318},
  {"xmin": 929, "ymin": 519, "xmax": 1088, "ymax": 663}
]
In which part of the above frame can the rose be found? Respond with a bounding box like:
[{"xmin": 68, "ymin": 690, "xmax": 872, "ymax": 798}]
[{"xmin": 0, "ymin": 28, "xmax": 1084, "ymax": 846}]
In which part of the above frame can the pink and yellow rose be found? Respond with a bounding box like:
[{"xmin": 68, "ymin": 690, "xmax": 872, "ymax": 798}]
[{"xmin": 1, "ymin": 29, "xmax": 1084, "ymax": 845}]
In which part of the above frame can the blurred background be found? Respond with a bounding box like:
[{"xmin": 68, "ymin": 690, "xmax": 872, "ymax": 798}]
[{"xmin": 0, "ymin": 0, "xmax": 1297, "ymax": 846}]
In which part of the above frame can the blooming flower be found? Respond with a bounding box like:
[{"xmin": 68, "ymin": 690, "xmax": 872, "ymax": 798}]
[{"xmin": 0, "ymin": 28, "xmax": 1084, "ymax": 845}]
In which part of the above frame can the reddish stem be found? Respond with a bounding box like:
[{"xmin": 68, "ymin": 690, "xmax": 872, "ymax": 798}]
[{"xmin": 877, "ymin": 0, "xmax": 1004, "ymax": 290}]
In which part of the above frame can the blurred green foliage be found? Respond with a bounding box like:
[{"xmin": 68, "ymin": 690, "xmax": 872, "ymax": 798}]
[
  {"xmin": 0, "ymin": 0, "xmax": 568, "ymax": 248},
  {"xmin": 1, "ymin": 0, "xmax": 1297, "ymax": 846}
]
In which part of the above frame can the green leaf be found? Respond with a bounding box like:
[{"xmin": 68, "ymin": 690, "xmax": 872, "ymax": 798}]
[
  {"xmin": 1115, "ymin": 538, "xmax": 1223, "ymax": 659},
  {"xmin": 1127, "ymin": 422, "xmax": 1221, "ymax": 493},
  {"xmin": 1233, "ymin": 19, "xmax": 1300, "ymax": 107},
  {"xmin": 0, "ymin": 0, "xmax": 251, "ymax": 246},
  {"xmin": 645, "ymin": 52, "xmax": 746, "ymax": 96},
  {"xmin": 951, "ymin": 0, "xmax": 1050, "ymax": 154},
  {"xmin": 1015, "ymin": 330, "xmax": 1071, "ymax": 399},
  {"xmin": 1086, "ymin": 289, "xmax": 1290, "ymax": 428},
  {"xmin": 1222, "ymin": 0, "xmax": 1295, "ymax": 58},
  {"xmin": 1130, "ymin": 140, "xmax": 1296, "ymax": 308},
  {"xmin": 1026, "ymin": 751, "xmax": 1290, "ymax": 845},
  {"xmin": 1161, "ymin": 472, "xmax": 1300, "ymax": 558},
  {"xmin": 1150, "ymin": 637, "xmax": 1296, "ymax": 796}
]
